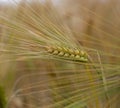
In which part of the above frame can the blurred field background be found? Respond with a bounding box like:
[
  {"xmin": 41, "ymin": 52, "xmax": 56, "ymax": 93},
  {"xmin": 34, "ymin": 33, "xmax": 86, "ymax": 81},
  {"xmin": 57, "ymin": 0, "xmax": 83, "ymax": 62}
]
[{"xmin": 0, "ymin": 0, "xmax": 120, "ymax": 108}]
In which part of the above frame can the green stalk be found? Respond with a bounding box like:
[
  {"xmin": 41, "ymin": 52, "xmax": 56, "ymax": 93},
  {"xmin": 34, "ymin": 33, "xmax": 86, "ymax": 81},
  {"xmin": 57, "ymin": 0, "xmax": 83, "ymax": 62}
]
[{"xmin": 0, "ymin": 85, "xmax": 6, "ymax": 108}]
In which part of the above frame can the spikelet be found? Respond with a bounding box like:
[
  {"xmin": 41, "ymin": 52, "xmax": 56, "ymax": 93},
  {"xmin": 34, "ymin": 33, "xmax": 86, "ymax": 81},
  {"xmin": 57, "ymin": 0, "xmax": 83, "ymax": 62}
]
[{"xmin": 46, "ymin": 46, "xmax": 88, "ymax": 62}]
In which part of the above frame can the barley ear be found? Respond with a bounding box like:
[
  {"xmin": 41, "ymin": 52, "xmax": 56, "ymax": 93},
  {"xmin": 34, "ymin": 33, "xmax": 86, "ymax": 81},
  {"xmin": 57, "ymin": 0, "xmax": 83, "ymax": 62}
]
[{"xmin": 46, "ymin": 46, "xmax": 88, "ymax": 62}]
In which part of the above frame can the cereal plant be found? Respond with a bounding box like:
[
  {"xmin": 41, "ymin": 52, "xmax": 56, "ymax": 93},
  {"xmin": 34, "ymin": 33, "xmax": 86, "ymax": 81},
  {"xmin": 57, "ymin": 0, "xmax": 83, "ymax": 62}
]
[{"xmin": 0, "ymin": 0, "xmax": 119, "ymax": 108}]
